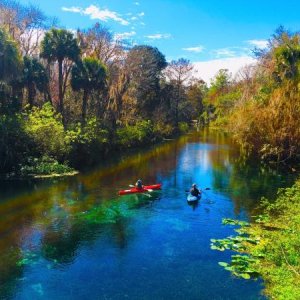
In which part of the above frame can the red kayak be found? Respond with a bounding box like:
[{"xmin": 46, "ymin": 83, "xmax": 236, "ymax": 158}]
[{"xmin": 118, "ymin": 184, "xmax": 162, "ymax": 195}]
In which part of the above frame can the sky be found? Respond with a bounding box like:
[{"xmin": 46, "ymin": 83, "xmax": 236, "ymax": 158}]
[{"xmin": 18, "ymin": 0, "xmax": 300, "ymax": 83}]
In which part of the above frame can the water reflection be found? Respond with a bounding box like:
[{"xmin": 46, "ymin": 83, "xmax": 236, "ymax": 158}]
[{"xmin": 0, "ymin": 130, "xmax": 295, "ymax": 299}]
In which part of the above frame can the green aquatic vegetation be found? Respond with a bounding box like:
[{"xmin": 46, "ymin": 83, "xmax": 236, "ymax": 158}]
[
  {"xmin": 218, "ymin": 255, "xmax": 259, "ymax": 279},
  {"xmin": 16, "ymin": 251, "xmax": 39, "ymax": 267},
  {"xmin": 222, "ymin": 218, "xmax": 249, "ymax": 227},
  {"xmin": 211, "ymin": 180, "xmax": 300, "ymax": 299},
  {"xmin": 20, "ymin": 156, "xmax": 74, "ymax": 176},
  {"xmin": 78, "ymin": 202, "xmax": 134, "ymax": 225},
  {"xmin": 210, "ymin": 235, "xmax": 259, "ymax": 252}
]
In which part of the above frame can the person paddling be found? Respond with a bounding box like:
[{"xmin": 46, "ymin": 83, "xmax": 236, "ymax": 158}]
[
  {"xmin": 190, "ymin": 183, "xmax": 201, "ymax": 197},
  {"xmin": 135, "ymin": 179, "xmax": 143, "ymax": 189}
]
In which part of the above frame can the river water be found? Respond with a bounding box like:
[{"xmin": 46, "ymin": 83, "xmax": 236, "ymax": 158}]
[{"xmin": 0, "ymin": 130, "xmax": 296, "ymax": 299}]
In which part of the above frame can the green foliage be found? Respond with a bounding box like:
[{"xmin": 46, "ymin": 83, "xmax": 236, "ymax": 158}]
[
  {"xmin": 66, "ymin": 117, "xmax": 108, "ymax": 167},
  {"xmin": 211, "ymin": 181, "xmax": 300, "ymax": 298},
  {"xmin": 153, "ymin": 122, "xmax": 175, "ymax": 138},
  {"xmin": 23, "ymin": 103, "xmax": 69, "ymax": 159},
  {"xmin": 71, "ymin": 57, "xmax": 107, "ymax": 92},
  {"xmin": 178, "ymin": 122, "xmax": 189, "ymax": 133},
  {"xmin": 20, "ymin": 156, "xmax": 73, "ymax": 176},
  {"xmin": 126, "ymin": 45, "xmax": 167, "ymax": 118},
  {"xmin": 218, "ymin": 255, "xmax": 259, "ymax": 279},
  {"xmin": 116, "ymin": 120, "xmax": 155, "ymax": 148},
  {"xmin": 0, "ymin": 114, "xmax": 29, "ymax": 174},
  {"xmin": 222, "ymin": 218, "xmax": 249, "ymax": 226},
  {"xmin": 0, "ymin": 28, "xmax": 22, "ymax": 82},
  {"xmin": 22, "ymin": 56, "xmax": 48, "ymax": 105},
  {"xmin": 40, "ymin": 28, "xmax": 80, "ymax": 63},
  {"xmin": 71, "ymin": 57, "xmax": 107, "ymax": 121}
]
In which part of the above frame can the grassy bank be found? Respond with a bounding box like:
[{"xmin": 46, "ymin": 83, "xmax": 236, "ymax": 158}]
[{"xmin": 211, "ymin": 180, "xmax": 300, "ymax": 299}]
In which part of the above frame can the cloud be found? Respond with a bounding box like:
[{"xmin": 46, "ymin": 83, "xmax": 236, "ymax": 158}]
[
  {"xmin": 182, "ymin": 45, "xmax": 204, "ymax": 53},
  {"xmin": 138, "ymin": 12, "xmax": 145, "ymax": 17},
  {"xmin": 62, "ymin": 6, "xmax": 81, "ymax": 13},
  {"xmin": 211, "ymin": 46, "xmax": 252, "ymax": 59},
  {"xmin": 62, "ymin": 5, "xmax": 129, "ymax": 26},
  {"xmin": 193, "ymin": 56, "xmax": 257, "ymax": 84},
  {"xmin": 212, "ymin": 47, "xmax": 237, "ymax": 58},
  {"xmin": 247, "ymin": 39, "xmax": 268, "ymax": 49},
  {"xmin": 145, "ymin": 33, "xmax": 171, "ymax": 40},
  {"xmin": 114, "ymin": 31, "xmax": 136, "ymax": 40},
  {"xmin": 134, "ymin": 2, "xmax": 140, "ymax": 5}
]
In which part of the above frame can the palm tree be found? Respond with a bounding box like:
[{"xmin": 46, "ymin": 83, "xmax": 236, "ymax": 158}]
[
  {"xmin": 71, "ymin": 57, "xmax": 107, "ymax": 123},
  {"xmin": 22, "ymin": 56, "xmax": 48, "ymax": 106},
  {"xmin": 40, "ymin": 28, "xmax": 80, "ymax": 119}
]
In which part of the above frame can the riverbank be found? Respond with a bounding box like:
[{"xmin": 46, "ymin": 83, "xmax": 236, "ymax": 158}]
[
  {"xmin": 1, "ymin": 112, "xmax": 190, "ymax": 180},
  {"xmin": 213, "ymin": 180, "xmax": 300, "ymax": 299}
]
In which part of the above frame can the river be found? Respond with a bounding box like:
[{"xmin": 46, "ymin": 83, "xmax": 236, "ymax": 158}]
[{"xmin": 0, "ymin": 130, "xmax": 296, "ymax": 299}]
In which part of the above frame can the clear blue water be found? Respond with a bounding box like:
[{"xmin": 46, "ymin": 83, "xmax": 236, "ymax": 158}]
[{"xmin": 0, "ymin": 131, "xmax": 296, "ymax": 299}]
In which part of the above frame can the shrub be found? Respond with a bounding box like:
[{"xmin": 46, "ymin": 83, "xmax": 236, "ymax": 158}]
[
  {"xmin": 0, "ymin": 114, "xmax": 30, "ymax": 174},
  {"xmin": 116, "ymin": 120, "xmax": 154, "ymax": 148},
  {"xmin": 23, "ymin": 103, "xmax": 69, "ymax": 160},
  {"xmin": 66, "ymin": 117, "xmax": 108, "ymax": 167},
  {"xmin": 178, "ymin": 122, "xmax": 189, "ymax": 133}
]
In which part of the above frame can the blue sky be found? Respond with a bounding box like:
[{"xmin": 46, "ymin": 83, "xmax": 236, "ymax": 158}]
[{"xmin": 19, "ymin": 0, "xmax": 300, "ymax": 82}]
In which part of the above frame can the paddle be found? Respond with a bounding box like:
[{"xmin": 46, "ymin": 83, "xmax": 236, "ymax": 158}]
[{"xmin": 185, "ymin": 187, "xmax": 210, "ymax": 193}]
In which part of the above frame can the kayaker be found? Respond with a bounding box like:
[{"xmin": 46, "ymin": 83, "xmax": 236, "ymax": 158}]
[
  {"xmin": 190, "ymin": 183, "xmax": 201, "ymax": 197},
  {"xmin": 135, "ymin": 179, "xmax": 143, "ymax": 189}
]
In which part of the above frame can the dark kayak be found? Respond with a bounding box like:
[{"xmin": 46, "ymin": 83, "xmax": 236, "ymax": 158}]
[{"xmin": 187, "ymin": 193, "xmax": 201, "ymax": 202}]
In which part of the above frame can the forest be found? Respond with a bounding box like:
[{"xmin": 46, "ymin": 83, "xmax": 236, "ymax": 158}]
[
  {"xmin": 0, "ymin": 1, "xmax": 206, "ymax": 177},
  {"xmin": 2, "ymin": 1, "xmax": 300, "ymax": 299},
  {"xmin": 2, "ymin": 2, "xmax": 300, "ymax": 178}
]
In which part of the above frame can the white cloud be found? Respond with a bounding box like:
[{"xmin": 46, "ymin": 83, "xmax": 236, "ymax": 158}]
[
  {"xmin": 131, "ymin": 16, "xmax": 138, "ymax": 20},
  {"xmin": 193, "ymin": 56, "xmax": 257, "ymax": 84},
  {"xmin": 247, "ymin": 39, "xmax": 268, "ymax": 49},
  {"xmin": 134, "ymin": 2, "xmax": 140, "ymax": 5},
  {"xmin": 182, "ymin": 45, "xmax": 204, "ymax": 53},
  {"xmin": 114, "ymin": 31, "xmax": 136, "ymax": 40},
  {"xmin": 213, "ymin": 48, "xmax": 237, "ymax": 58},
  {"xmin": 145, "ymin": 33, "xmax": 171, "ymax": 40},
  {"xmin": 62, "ymin": 6, "xmax": 81, "ymax": 13},
  {"xmin": 138, "ymin": 12, "xmax": 145, "ymax": 17},
  {"xmin": 62, "ymin": 5, "xmax": 129, "ymax": 26}
]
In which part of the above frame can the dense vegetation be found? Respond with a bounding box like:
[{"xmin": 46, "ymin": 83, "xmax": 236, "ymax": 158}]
[
  {"xmin": 0, "ymin": 1, "xmax": 205, "ymax": 177},
  {"xmin": 211, "ymin": 181, "xmax": 300, "ymax": 299},
  {"xmin": 203, "ymin": 27, "xmax": 300, "ymax": 165}
]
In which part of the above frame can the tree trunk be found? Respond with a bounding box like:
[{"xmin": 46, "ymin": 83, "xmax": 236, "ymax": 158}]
[
  {"xmin": 28, "ymin": 82, "xmax": 36, "ymax": 107},
  {"xmin": 58, "ymin": 59, "xmax": 64, "ymax": 121},
  {"xmin": 82, "ymin": 89, "xmax": 88, "ymax": 125}
]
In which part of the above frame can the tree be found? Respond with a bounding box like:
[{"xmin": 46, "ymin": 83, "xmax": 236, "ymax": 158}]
[
  {"xmin": 22, "ymin": 56, "xmax": 48, "ymax": 106},
  {"xmin": 77, "ymin": 23, "xmax": 124, "ymax": 65},
  {"xmin": 0, "ymin": 0, "xmax": 53, "ymax": 56},
  {"xmin": 0, "ymin": 28, "xmax": 21, "ymax": 83},
  {"xmin": 40, "ymin": 28, "xmax": 80, "ymax": 119},
  {"xmin": 71, "ymin": 57, "xmax": 107, "ymax": 123},
  {"xmin": 0, "ymin": 28, "xmax": 22, "ymax": 112},
  {"xmin": 125, "ymin": 45, "xmax": 167, "ymax": 118},
  {"xmin": 187, "ymin": 79, "xmax": 207, "ymax": 118},
  {"xmin": 164, "ymin": 58, "xmax": 194, "ymax": 126}
]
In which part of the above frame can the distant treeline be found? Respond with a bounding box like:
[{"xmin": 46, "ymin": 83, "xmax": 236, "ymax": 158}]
[{"xmin": 0, "ymin": 0, "xmax": 207, "ymax": 176}]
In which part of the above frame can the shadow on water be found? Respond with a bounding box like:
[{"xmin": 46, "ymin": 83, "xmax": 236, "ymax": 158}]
[{"xmin": 0, "ymin": 129, "xmax": 297, "ymax": 299}]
